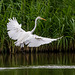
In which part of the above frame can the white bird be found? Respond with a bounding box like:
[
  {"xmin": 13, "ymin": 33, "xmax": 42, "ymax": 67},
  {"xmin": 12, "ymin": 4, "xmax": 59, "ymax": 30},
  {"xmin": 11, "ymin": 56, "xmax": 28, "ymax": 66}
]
[{"xmin": 7, "ymin": 16, "xmax": 62, "ymax": 47}]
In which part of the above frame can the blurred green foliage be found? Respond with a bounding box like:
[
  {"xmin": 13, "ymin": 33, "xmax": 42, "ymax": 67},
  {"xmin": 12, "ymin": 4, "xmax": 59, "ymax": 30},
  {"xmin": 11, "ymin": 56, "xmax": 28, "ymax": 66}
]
[{"xmin": 0, "ymin": 0, "xmax": 75, "ymax": 53}]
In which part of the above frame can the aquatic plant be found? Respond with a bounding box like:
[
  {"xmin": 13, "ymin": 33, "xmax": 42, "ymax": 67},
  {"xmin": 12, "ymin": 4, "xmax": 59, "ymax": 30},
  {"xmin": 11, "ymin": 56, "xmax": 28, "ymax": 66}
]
[{"xmin": 0, "ymin": 0, "xmax": 75, "ymax": 53}]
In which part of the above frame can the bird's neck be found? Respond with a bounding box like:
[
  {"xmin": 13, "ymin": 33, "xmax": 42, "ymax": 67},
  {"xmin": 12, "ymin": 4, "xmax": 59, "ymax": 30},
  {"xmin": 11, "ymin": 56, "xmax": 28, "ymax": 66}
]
[{"xmin": 31, "ymin": 18, "xmax": 38, "ymax": 33}]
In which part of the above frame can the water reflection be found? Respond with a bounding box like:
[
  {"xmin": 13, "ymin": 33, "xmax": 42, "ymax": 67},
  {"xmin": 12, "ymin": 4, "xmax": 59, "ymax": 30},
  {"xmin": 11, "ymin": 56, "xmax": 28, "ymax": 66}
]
[
  {"xmin": 0, "ymin": 53, "xmax": 75, "ymax": 75},
  {"xmin": 0, "ymin": 53, "xmax": 75, "ymax": 67},
  {"xmin": 1, "ymin": 65, "xmax": 75, "ymax": 70}
]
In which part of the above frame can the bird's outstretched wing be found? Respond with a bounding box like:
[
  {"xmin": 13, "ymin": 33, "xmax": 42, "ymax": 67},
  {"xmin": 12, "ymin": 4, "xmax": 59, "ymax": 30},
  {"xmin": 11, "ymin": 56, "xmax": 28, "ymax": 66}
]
[
  {"xmin": 23, "ymin": 35, "xmax": 62, "ymax": 47},
  {"xmin": 7, "ymin": 17, "xmax": 26, "ymax": 40}
]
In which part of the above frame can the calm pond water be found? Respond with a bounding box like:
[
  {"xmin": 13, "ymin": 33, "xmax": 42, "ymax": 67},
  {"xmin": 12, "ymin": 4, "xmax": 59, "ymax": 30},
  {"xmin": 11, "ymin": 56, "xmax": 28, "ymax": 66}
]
[{"xmin": 0, "ymin": 53, "xmax": 75, "ymax": 75}]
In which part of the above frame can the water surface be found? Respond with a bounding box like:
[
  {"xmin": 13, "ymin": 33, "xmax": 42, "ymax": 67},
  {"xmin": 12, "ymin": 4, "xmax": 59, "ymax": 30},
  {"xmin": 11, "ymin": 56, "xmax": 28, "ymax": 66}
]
[{"xmin": 0, "ymin": 53, "xmax": 75, "ymax": 75}]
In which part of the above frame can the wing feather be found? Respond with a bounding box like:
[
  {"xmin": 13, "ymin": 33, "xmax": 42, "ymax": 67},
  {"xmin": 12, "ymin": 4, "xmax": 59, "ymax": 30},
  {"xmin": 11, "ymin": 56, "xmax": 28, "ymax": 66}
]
[
  {"xmin": 7, "ymin": 17, "xmax": 26, "ymax": 40},
  {"xmin": 25, "ymin": 35, "xmax": 62, "ymax": 47}
]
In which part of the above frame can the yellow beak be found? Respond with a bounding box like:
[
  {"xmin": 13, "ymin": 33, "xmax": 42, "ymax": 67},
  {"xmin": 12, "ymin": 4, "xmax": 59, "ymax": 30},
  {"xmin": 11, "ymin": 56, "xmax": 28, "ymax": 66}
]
[{"xmin": 41, "ymin": 18, "xmax": 46, "ymax": 21}]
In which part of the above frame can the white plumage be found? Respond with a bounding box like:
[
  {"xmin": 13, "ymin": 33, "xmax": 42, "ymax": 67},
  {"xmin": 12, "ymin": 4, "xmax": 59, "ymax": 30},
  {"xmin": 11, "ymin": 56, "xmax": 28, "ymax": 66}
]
[{"xmin": 7, "ymin": 17, "xmax": 62, "ymax": 47}]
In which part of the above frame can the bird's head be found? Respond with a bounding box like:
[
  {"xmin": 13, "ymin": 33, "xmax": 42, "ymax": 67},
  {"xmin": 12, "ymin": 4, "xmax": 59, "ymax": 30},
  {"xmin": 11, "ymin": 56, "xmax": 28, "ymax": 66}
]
[{"xmin": 36, "ymin": 16, "xmax": 46, "ymax": 21}]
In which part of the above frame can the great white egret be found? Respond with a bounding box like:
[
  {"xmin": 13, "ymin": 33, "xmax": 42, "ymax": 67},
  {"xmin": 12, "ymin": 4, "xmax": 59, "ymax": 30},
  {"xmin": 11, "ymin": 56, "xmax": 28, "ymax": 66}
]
[{"xmin": 7, "ymin": 16, "xmax": 62, "ymax": 47}]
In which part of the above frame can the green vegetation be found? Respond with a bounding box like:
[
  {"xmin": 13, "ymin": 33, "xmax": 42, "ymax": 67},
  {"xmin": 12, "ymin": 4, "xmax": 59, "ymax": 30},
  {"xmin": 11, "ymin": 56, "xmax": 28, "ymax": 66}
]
[{"xmin": 0, "ymin": 0, "xmax": 75, "ymax": 53}]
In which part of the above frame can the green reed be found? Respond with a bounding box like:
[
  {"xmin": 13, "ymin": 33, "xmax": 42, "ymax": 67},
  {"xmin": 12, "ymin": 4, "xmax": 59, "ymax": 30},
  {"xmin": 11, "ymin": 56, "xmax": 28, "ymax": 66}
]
[{"xmin": 0, "ymin": 0, "xmax": 75, "ymax": 53}]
